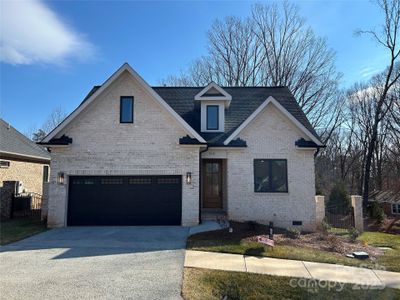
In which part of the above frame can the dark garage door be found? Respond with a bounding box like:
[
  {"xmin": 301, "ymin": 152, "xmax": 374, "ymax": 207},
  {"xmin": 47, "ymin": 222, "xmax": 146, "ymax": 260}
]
[{"xmin": 67, "ymin": 175, "xmax": 182, "ymax": 226}]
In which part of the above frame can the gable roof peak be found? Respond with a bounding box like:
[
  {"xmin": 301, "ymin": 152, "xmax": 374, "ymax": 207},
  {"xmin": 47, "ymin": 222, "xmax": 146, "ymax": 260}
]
[
  {"xmin": 42, "ymin": 63, "xmax": 206, "ymax": 144},
  {"xmin": 194, "ymin": 82, "xmax": 232, "ymax": 106}
]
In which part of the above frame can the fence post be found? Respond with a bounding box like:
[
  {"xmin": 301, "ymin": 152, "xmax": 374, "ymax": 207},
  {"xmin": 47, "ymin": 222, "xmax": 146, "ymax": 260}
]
[
  {"xmin": 315, "ymin": 195, "xmax": 325, "ymax": 229},
  {"xmin": 351, "ymin": 195, "xmax": 364, "ymax": 232}
]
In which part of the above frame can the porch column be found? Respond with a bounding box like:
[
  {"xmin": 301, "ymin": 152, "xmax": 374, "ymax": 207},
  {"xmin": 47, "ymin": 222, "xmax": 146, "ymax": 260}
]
[
  {"xmin": 351, "ymin": 195, "xmax": 364, "ymax": 232},
  {"xmin": 315, "ymin": 195, "xmax": 325, "ymax": 229}
]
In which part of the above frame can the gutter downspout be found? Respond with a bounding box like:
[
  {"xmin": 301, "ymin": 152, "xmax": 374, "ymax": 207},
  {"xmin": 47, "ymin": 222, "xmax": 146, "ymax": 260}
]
[{"xmin": 198, "ymin": 144, "xmax": 209, "ymax": 224}]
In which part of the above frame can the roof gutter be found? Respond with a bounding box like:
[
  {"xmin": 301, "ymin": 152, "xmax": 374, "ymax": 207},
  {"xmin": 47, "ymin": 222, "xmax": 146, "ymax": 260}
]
[{"xmin": 0, "ymin": 151, "xmax": 50, "ymax": 163}]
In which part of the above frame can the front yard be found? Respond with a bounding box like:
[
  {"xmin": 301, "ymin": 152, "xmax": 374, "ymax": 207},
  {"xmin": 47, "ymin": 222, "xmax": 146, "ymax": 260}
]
[
  {"xmin": 187, "ymin": 222, "xmax": 400, "ymax": 272},
  {"xmin": 0, "ymin": 217, "xmax": 47, "ymax": 245},
  {"xmin": 183, "ymin": 268, "xmax": 400, "ymax": 300}
]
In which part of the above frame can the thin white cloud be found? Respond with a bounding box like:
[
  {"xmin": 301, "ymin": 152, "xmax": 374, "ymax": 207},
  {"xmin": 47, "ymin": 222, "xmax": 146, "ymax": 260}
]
[
  {"xmin": 0, "ymin": 0, "xmax": 95, "ymax": 65},
  {"xmin": 359, "ymin": 66, "xmax": 382, "ymax": 78}
]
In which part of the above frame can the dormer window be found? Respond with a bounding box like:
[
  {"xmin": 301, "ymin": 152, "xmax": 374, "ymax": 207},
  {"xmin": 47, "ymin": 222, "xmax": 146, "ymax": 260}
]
[
  {"xmin": 206, "ymin": 105, "xmax": 219, "ymax": 130},
  {"xmin": 195, "ymin": 82, "xmax": 231, "ymax": 133}
]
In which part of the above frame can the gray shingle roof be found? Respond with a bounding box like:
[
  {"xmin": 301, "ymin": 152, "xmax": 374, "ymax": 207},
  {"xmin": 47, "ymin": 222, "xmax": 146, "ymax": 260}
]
[
  {"xmin": 0, "ymin": 119, "xmax": 51, "ymax": 160},
  {"xmin": 81, "ymin": 85, "xmax": 321, "ymax": 145},
  {"xmin": 153, "ymin": 86, "xmax": 321, "ymax": 145}
]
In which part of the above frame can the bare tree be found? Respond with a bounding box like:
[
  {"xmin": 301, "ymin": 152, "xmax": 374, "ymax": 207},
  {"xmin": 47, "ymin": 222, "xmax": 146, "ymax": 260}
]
[
  {"xmin": 161, "ymin": 2, "xmax": 343, "ymax": 142},
  {"xmin": 30, "ymin": 107, "xmax": 67, "ymax": 141},
  {"xmin": 41, "ymin": 107, "xmax": 67, "ymax": 134},
  {"xmin": 356, "ymin": 0, "xmax": 400, "ymax": 205}
]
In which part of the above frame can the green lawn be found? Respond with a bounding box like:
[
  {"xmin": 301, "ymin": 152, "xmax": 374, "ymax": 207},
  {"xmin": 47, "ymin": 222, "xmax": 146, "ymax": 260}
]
[
  {"xmin": 358, "ymin": 232, "xmax": 400, "ymax": 272},
  {"xmin": 0, "ymin": 217, "xmax": 47, "ymax": 245},
  {"xmin": 187, "ymin": 227, "xmax": 400, "ymax": 272},
  {"xmin": 183, "ymin": 268, "xmax": 400, "ymax": 300}
]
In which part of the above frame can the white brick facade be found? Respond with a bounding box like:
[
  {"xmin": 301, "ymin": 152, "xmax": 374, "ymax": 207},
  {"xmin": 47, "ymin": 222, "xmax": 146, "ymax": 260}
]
[
  {"xmin": 47, "ymin": 71, "xmax": 200, "ymax": 227},
  {"xmin": 203, "ymin": 104, "xmax": 317, "ymax": 231},
  {"xmin": 47, "ymin": 69, "xmax": 317, "ymax": 230}
]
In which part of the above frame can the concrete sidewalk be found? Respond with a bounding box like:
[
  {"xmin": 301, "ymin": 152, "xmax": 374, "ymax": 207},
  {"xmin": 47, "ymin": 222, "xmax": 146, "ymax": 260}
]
[{"xmin": 185, "ymin": 250, "xmax": 400, "ymax": 289}]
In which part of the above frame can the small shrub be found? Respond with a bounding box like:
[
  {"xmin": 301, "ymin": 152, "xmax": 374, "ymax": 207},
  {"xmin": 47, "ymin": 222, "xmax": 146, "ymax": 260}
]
[
  {"xmin": 370, "ymin": 202, "xmax": 386, "ymax": 224},
  {"xmin": 321, "ymin": 218, "xmax": 331, "ymax": 233},
  {"xmin": 325, "ymin": 235, "xmax": 345, "ymax": 253},
  {"xmin": 327, "ymin": 183, "xmax": 352, "ymax": 214},
  {"xmin": 285, "ymin": 227, "xmax": 301, "ymax": 239},
  {"xmin": 349, "ymin": 227, "xmax": 360, "ymax": 242}
]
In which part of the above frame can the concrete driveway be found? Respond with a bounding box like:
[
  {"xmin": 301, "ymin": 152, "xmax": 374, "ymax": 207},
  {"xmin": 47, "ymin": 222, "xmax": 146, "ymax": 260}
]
[{"xmin": 0, "ymin": 227, "xmax": 189, "ymax": 300}]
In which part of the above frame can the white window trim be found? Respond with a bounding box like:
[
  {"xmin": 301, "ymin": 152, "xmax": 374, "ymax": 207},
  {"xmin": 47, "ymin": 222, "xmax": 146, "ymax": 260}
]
[
  {"xmin": 194, "ymin": 82, "xmax": 232, "ymax": 101},
  {"xmin": 201, "ymin": 102, "xmax": 225, "ymax": 132}
]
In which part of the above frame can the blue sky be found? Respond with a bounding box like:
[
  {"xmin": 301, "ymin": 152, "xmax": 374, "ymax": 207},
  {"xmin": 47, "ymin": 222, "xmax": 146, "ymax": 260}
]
[{"xmin": 0, "ymin": 0, "xmax": 385, "ymax": 135}]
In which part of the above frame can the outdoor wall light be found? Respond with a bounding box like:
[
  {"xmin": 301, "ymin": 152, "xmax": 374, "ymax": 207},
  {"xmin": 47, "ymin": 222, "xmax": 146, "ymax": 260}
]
[
  {"xmin": 186, "ymin": 172, "xmax": 192, "ymax": 184},
  {"xmin": 57, "ymin": 172, "xmax": 65, "ymax": 185}
]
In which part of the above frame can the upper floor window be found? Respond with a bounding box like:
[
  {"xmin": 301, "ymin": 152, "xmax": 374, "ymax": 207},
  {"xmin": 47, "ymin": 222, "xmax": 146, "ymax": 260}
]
[
  {"xmin": 206, "ymin": 105, "xmax": 219, "ymax": 130},
  {"xmin": 254, "ymin": 159, "xmax": 288, "ymax": 193},
  {"xmin": 120, "ymin": 96, "xmax": 134, "ymax": 123}
]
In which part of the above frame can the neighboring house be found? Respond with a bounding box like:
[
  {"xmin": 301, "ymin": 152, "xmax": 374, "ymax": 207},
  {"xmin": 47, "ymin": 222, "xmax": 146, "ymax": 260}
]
[
  {"xmin": 369, "ymin": 190, "xmax": 400, "ymax": 217},
  {"xmin": 39, "ymin": 63, "xmax": 324, "ymax": 230},
  {"xmin": 0, "ymin": 119, "xmax": 51, "ymax": 218}
]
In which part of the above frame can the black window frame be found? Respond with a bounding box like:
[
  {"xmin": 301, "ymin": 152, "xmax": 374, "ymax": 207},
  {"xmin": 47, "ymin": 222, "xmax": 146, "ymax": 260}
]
[
  {"xmin": 253, "ymin": 159, "xmax": 288, "ymax": 193},
  {"xmin": 206, "ymin": 105, "xmax": 219, "ymax": 130},
  {"xmin": 120, "ymin": 96, "xmax": 134, "ymax": 123},
  {"xmin": 43, "ymin": 165, "xmax": 49, "ymax": 183},
  {"xmin": 0, "ymin": 160, "xmax": 10, "ymax": 168}
]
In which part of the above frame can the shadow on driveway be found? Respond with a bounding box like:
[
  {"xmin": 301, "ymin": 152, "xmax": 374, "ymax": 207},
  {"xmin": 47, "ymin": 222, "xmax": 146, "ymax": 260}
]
[
  {"xmin": 0, "ymin": 227, "xmax": 189, "ymax": 299},
  {"xmin": 0, "ymin": 226, "xmax": 189, "ymax": 259}
]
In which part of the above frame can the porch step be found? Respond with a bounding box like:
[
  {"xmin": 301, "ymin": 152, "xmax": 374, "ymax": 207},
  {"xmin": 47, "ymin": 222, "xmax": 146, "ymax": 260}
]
[{"xmin": 202, "ymin": 212, "xmax": 229, "ymax": 228}]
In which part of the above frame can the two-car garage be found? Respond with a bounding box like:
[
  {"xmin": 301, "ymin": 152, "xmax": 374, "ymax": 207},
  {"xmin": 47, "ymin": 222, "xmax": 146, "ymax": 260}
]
[{"xmin": 67, "ymin": 175, "xmax": 182, "ymax": 226}]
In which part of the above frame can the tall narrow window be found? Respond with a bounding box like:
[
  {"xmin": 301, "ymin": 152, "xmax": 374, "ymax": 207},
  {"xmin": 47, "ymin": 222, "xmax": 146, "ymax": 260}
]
[
  {"xmin": 206, "ymin": 105, "xmax": 219, "ymax": 130},
  {"xmin": 43, "ymin": 165, "xmax": 49, "ymax": 183},
  {"xmin": 120, "ymin": 96, "xmax": 134, "ymax": 123},
  {"xmin": 254, "ymin": 159, "xmax": 288, "ymax": 193}
]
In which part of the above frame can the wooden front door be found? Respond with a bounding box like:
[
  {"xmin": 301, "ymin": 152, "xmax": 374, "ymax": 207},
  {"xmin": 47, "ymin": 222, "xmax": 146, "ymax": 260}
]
[{"xmin": 202, "ymin": 160, "xmax": 223, "ymax": 209}]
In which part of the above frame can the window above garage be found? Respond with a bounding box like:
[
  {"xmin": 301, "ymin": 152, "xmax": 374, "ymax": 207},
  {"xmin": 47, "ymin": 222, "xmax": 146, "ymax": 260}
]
[{"xmin": 120, "ymin": 96, "xmax": 134, "ymax": 123}]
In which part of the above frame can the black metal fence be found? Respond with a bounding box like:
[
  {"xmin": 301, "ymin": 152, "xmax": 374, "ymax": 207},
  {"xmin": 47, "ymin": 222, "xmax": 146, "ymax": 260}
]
[
  {"xmin": 11, "ymin": 193, "xmax": 42, "ymax": 218},
  {"xmin": 325, "ymin": 203, "xmax": 355, "ymax": 229}
]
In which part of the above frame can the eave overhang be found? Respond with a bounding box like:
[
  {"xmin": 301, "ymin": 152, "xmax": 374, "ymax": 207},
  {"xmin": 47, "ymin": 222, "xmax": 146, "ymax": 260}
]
[
  {"xmin": 295, "ymin": 138, "xmax": 326, "ymax": 149},
  {"xmin": 37, "ymin": 135, "xmax": 73, "ymax": 147}
]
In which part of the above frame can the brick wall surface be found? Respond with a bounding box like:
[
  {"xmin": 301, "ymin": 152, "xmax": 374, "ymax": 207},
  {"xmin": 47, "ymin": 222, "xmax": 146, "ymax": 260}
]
[
  {"xmin": 204, "ymin": 104, "xmax": 317, "ymax": 231},
  {"xmin": 0, "ymin": 160, "xmax": 46, "ymax": 195},
  {"xmin": 47, "ymin": 71, "xmax": 318, "ymax": 230},
  {"xmin": 47, "ymin": 71, "xmax": 200, "ymax": 227}
]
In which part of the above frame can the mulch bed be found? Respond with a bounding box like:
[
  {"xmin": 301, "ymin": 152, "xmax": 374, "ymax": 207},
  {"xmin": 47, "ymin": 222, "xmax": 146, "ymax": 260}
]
[
  {"xmin": 246, "ymin": 232, "xmax": 384, "ymax": 259},
  {"xmin": 225, "ymin": 221, "xmax": 385, "ymax": 260}
]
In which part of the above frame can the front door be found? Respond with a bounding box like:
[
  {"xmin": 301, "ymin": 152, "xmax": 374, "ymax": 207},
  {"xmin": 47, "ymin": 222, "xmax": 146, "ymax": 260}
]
[{"xmin": 202, "ymin": 160, "xmax": 223, "ymax": 209}]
